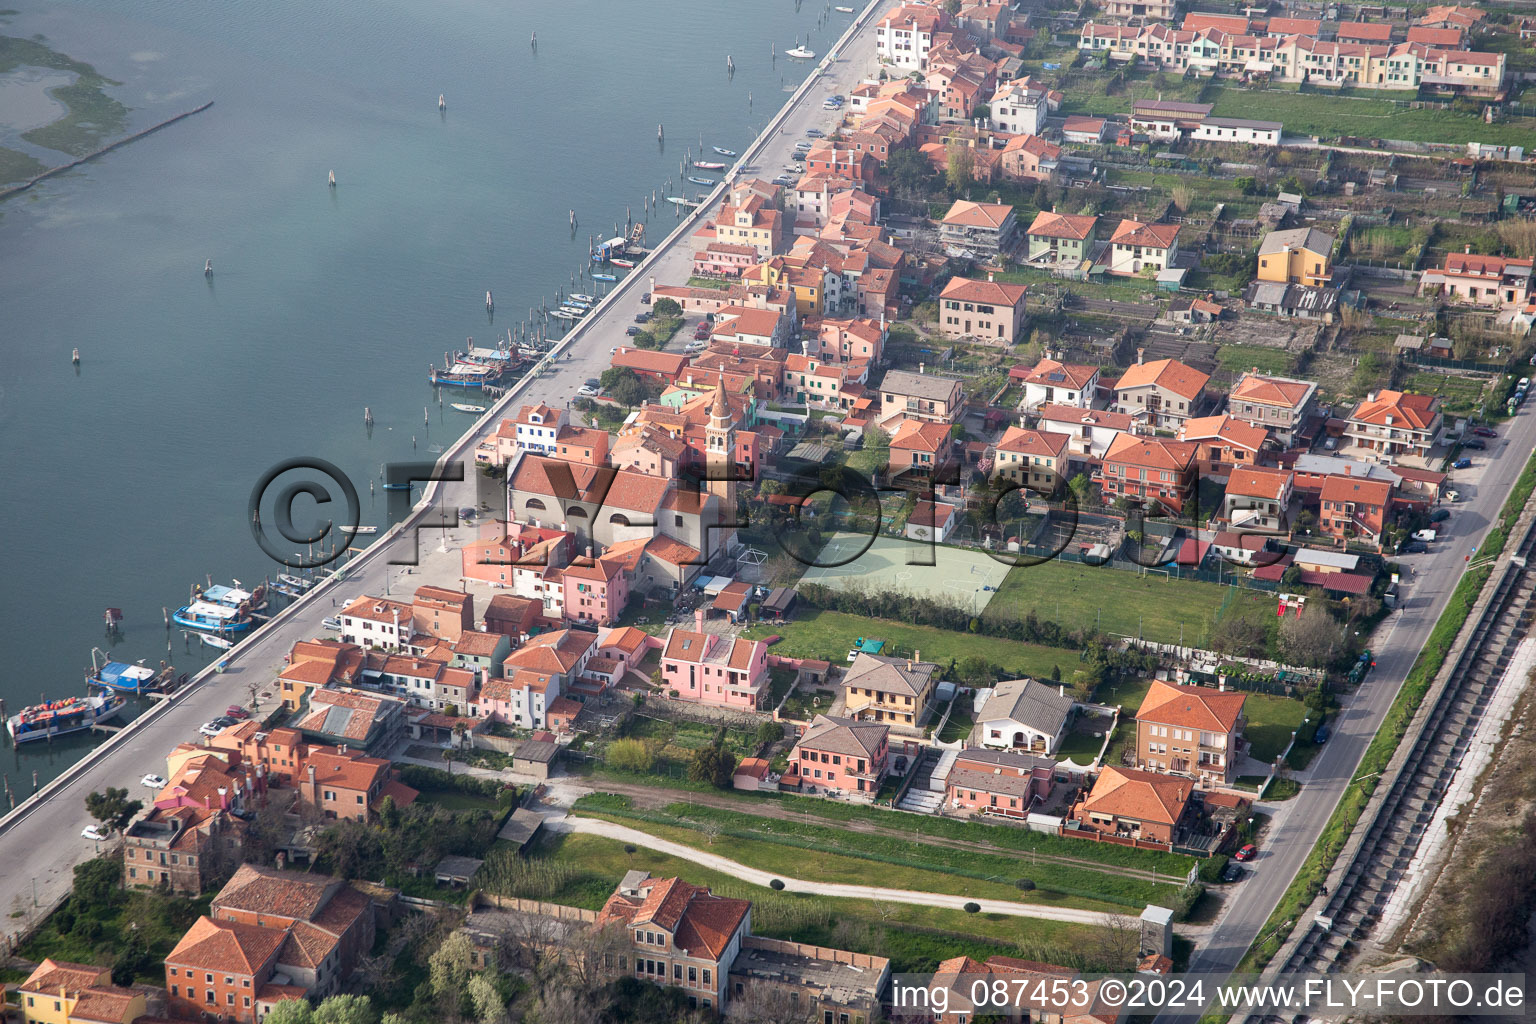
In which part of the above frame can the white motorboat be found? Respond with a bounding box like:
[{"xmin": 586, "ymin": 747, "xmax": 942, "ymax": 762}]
[
  {"xmin": 450, "ymin": 403, "xmax": 487, "ymax": 413},
  {"xmin": 199, "ymin": 633, "xmax": 234, "ymax": 651},
  {"xmin": 340, "ymin": 524, "xmax": 378, "ymax": 536},
  {"xmin": 786, "ymin": 46, "xmax": 816, "ymax": 59}
]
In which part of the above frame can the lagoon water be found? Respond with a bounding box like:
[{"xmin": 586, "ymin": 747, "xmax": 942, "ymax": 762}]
[{"xmin": 0, "ymin": 0, "xmax": 840, "ymax": 782}]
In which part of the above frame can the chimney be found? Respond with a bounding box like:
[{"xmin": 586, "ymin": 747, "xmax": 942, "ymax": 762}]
[
  {"xmin": 1344, "ymin": 465, "xmax": 1352, "ymax": 476},
  {"xmin": 1059, "ymin": 684, "xmax": 1065, "ymax": 697},
  {"xmin": 988, "ymin": 271, "xmax": 995, "ymax": 283},
  {"xmin": 907, "ymin": 659, "xmax": 913, "ymax": 670},
  {"xmin": 1465, "ymin": 245, "xmax": 1471, "ymax": 254},
  {"xmin": 915, "ymin": 649, "xmax": 921, "ymax": 663},
  {"xmin": 218, "ymin": 787, "xmax": 229, "ymax": 810},
  {"xmin": 919, "ymin": 361, "xmax": 925, "ymax": 374},
  {"xmin": 339, "ymin": 743, "xmax": 348, "ymax": 755},
  {"xmin": 1136, "ymin": 347, "xmax": 1145, "ymax": 364}
]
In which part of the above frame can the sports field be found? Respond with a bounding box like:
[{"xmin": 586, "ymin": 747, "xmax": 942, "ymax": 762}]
[{"xmin": 801, "ymin": 533, "xmax": 1012, "ymax": 613}]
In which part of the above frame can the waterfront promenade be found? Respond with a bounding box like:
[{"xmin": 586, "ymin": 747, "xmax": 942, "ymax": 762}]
[{"xmin": 0, "ymin": 0, "xmax": 885, "ymax": 944}]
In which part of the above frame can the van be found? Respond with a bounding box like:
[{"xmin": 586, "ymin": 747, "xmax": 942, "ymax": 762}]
[
  {"xmin": 1413, "ymin": 529, "xmax": 1436, "ymax": 542},
  {"xmin": 1520, "ymin": 377, "xmax": 1531, "ymax": 391}
]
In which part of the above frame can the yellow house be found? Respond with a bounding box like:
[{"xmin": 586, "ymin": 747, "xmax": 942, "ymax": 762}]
[
  {"xmin": 1257, "ymin": 227, "xmax": 1335, "ymax": 289},
  {"xmin": 19, "ymin": 961, "xmax": 145, "ymax": 1024}
]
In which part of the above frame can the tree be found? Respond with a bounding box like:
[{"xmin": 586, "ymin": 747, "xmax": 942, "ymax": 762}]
[
  {"xmin": 1234, "ymin": 176, "xmax": 1257, "ymax": 195},
  {"xmin": 1277, "ymin": 605, "xmax": 1340, "ymax": 668},
  {"xmin": 963, "ymin": 902, "xmax": 981, "ymax": 913},
  {"xmin": 429, "ymin": 931, "xmax": 475, "ymax": 1007},
  {"xmin": 632, "ymin": 329, "xmax": 662, "ymax": 350},
  {"xmin": 652, "ymin": 297, "xmax": 682, "ymax": 318},
  {"xmin": 466, "ymin": 973, "xmax": 506, "ymax": 1024},
  {"xmin": 313, "ymin": 995, "xmax": 377, "ymax": 1024},
  {"xmin": 1211, "ymin": 611, "xmax": 1268, "ymax": 661},
  {"xmin": 600, "ymin": 366, "xmax": 649, "ymax": 408},
  {"xmin": 1170, "ymin": 184, "xmax": 1194, "ymax": 213},
  {"xmin": 755, "ymin": 720, "xmax": 785, "ymax": 746},
  {"xmin": 1093, "ymin": 913, "xmax": 1142, "ymax": 970},
  {"xmin": 1068, "ymin": 472, "xmax": 1093, "ymax": 509},
  {"xmin": 971, "ymin": 103, "xmax": 991, "ymax": 122},
  {"xmin": 85, "ymin": 787, "xmax": 142, "ymax": 832},
  {"xmin": 607, "ymin": 737, "xmax": 655, "ymax": 772},
  {"xmin": 885, "ymin": 148, "xmax": 933, "ymax": 194},
  {"xmin": 689, "ymin": 744, "xmax": 737, "ymax": 788},
  {"xmin": 726, "ymin": 983, "xmax": 817, "ymax": 1024},
  {"xmin": 1282, "ymin": 565, "xmax": 1304, "ymax": 587},
  {"xmin": 946, "ymin": 145, "xmax": 975, "ymax": 192},
  {"xmin": 263, "ymin": 1001, "xmax": 313, "ymax": 1024},
  {"xmin": 945, "ymin": 0, "xmax": 962, "ymax": 14}
]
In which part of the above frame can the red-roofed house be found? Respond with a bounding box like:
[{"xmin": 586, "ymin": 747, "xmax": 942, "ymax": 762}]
[
  {"xmin": 889, "ymin": 418, "xmax": 955, "ymax": 481},
  {"xmin": 611, "ymin": 347, "xmax": 692, "ymax": 383},
  {"xmin": 939, "ymin": 200, "xmax": 1020, "ymax": 256},
  {"xmin": 1418, "ymin": 252, "xmax": 1534, "ymax": 310},
  {"xmin": 804, "ymin": 316, "xmax": 885, "ymax": 366},
  {"xmin": 1344, "ymin": 389, "xmax": 1443, "ymax": 461},
  {"xmin": 597, "ymin": 876, "xmax": 752, "ymax": 1011},
  {"xmin": 661, "ymin": 629, "xmax": 770, "ymax": 709},
  {"xmin": 1107, "ymin": 219, "xmax": 1180, "ymax": 276},
  {"xmin": 905, "ymin": 499, "xmax": 960, "ymax": 543},
  {"xmin": 1025, "ymin": 210, "xmax": 1099, "ymax": 265},
  {"xmin": 1078, "ymin": 767, "xmax": 1193, "ymax": 844},
  {"xmin": 1136, "ymin": 680, "xmax": 1248, "ymax": 783},
  {"xmin": 1114, "ymin": 355, "xmax": 1210, "ymax": 430},
  {"xmin": 1017, "ymin": 357, "xmax": 1100, "ymax": 410},
  {"xmin": 1227, "ymin": 372, "xmax": 1319, "ymax": 447},
  {"xmin": 1177, "ymin": 414, "xmax": 1269, "ymax": 470},
  {"xmin": 991, "ymin": 427, "xmax": 1070, "ymax": 492},
  {"xmin": 938, "ymin": 275, "xmax": 1028, "ymax": 344},
  {"xmin": 1221, "ymin": 467, "xmax": 1295, "ymax": 533},
  {"xmin": 788, "ymin": 715, "xmax": 890, "ymax": 797},
  {"xmin": 1098, "ymin": 434, "xmax": 1198, "ymax": 514},
  {"xmin": 19, "ymin": 961, "xmax": 146, "ymax": 1024},
  {"xmin": 875, "ymin": 4, "xmax": 951, "ymax": 69},
  {"xmin": 1319, "ymin": 474, "xmax": 1394, "ymax": 547},
  {"xmin": 713, "ymin": 193, "xmax": 784, "ymax": 258}
]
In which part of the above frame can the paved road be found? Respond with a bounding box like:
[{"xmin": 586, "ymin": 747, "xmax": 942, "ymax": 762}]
[
  {"xmin": 549, "ymin": 814, "xmax": 1140, "ymax": 928},
  {"xmin": 0, "ymin": 0, "xmax": 889, "ymax": 945},
  {"xmin": 1166, "ymin": 410, "xmax": 1536, "ymax": 999}
]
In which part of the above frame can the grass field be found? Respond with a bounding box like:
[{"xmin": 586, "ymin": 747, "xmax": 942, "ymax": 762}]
[
  {"xmin": 743, "ymin": 608, "xmax": 1070, "ymax": 679},
  {"xmin": 1207, "ymin": 87, "xmax": 1536, "ymax": 147},
  {"xmin": 1243, "ymin": 693, "xmax": 1309, "ymax": 764},
  {"xmin": 1217, "ymin": 344, "xmax": 1298, "ymax": 377},
  {"xmin": 1403, "ymin": 372, "xmax": 1489, "ymax": 416},
  {"xmin": 982, "ymin": 558, "xmax": 1260, "ymax": 647},
  {"xmin": 530, "ymin": 831, "xmax": 1109, "ymax": 972}
]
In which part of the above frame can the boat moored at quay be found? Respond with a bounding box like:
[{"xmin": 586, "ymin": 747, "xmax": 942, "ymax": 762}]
[
  {"xmin": 7, "ymin": 693, "xmax": 125, "ymax": 744},
  {"xmin": 172, "ymin": 599, "xmax": 256, "ymax": 634}
]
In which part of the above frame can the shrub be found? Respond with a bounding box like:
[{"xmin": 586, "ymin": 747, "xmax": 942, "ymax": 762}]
[
  {"xmin": 770, "ymin": 879, "xmax": 785, "ymax": 890},
  {"xmin": 1014, "ymin": 878, "xmax": 1036, "ymax": 891},
  {"xmin": 607, "ymin": 738, "xmax": 655, "ymax": 773},
  {"xmin": 963, "ymin": 902, "xmax": 981, "ymax": 914}
]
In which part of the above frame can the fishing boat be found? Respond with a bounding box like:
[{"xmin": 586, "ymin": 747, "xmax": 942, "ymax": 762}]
[
  {"xmin": 430, "ymin": 358, "xmax": 505, "ymax": 388},
  {"xmin": 270, "ymin": 573, "xmax": 316, "ymax": 598},
  {"xmin": 550, "ymin": 308, "xmax": 580, "ymax": 321},
  {"xmin": 835, "ymin": 6, "xmax": 854, "ymax": 12},
  {"xmin": 198, "ymin": 633, "xmax": 234, "ymax": 650},
  {"xmin": 558, "ymin": 304, "xmax": 589, "ymax": 316},
  {"xmin": 666, "ymin": 196, "xmax": 701, "ymax": 208},
  {"xmin": 340, "ymin": 524, "xmax": 378, "ymax": 535},
  {"xmin": 591, "ymin": 272, "xmax": 618, "ymax": 282},
  {"xmin": 786, "ymin": 45, "xmax": 816, "ymax": 58},
  {"xmin": 7, "ymin": 693, "xmax": 125, "ymax": 744},
  {"xmin": 87, "ymin": 653, "xmax": 164, "ymax": 695},
  {"xmin": 199, "ymin": 583, "xmax": 266, "ymax": 613},
  {"xmin": 693, "ymin": 160, "xmax": 726, "ymax": 170},
  {"xmin": 172, "ymin": 600, "xmax": 255, "ymax": 634},
  {"xmin": 687, "ymin": 175, "xmax": 718, "ymax": 186},
  {"xmin": 712, "ymin": 146, "xmax": 737, "ymax": 156},
  {"xmin": 563, "ymin": 297, "xmax": 593, "ymax": 309},
  {"xmin": 610, "ymin": 258, "xmax": 637, "ymax": 269},
  {"xmin": 457, "ymin": 344, "xmax": 517, "ymax": 366},
  {"xmin": 450, "ymin": 402, "xmax": 487, "ymax": 413}
]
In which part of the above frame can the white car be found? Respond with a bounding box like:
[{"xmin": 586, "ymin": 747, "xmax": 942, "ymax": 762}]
[
  {"xmin": 199, "ymin": 721, "xmax": 225, "ymax": 738},
  {"xmin": 82, "ymin": 825, "xmax": 109, "ymax": 841},
  {"xmin": 140, "ymin": 773, "xmax": 167, "ymax": 789}
]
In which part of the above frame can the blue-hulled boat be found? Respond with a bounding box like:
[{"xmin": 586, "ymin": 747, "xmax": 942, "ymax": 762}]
[
  {"xmin": 8, "ymin": 693, "xmax": 124, "ymax": 744},
  {"xmin": 591, "ymin": 272, "xmax": 617, "ymax": 282},
  {"xmin": 687, "ymin": 175, "xmax": 717, "ymax": 186},
  {"xmin": 200, "ymin": 582, "xmax": 267, "ymax": 612},
  {"xmin": 88, "ymin": 656, "xmax": 164, "ymax": 694},
  {"xmin": 430, "ymin": 357, "xmax": 506, "ymax": 388}
]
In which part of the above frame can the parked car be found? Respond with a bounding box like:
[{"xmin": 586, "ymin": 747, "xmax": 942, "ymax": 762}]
[
  {"xmin": 634, "ymin": 312, "xmax": 651, "ymax": 323},
  {"xmin": 1314, "ymin": 722, "xmax": 1330, "ymax": 744},
  {"xmin": 1412, "ymin": 528, "xmax": 1437, "ymax": 542},
  {"xmin": 805, "ymin": 128, "xmax": 824, "ymax": 137},
  {"xmin": 82, "ymin": 825, "xmax": 110, "ymax": 842},
  {"xmin": 1461, "ymin": 439, "xmax": 1486, "ymax": 450},
  {"xmin": 225, "ymin": 705, "xmax": 250, "ymax": 719},
  {"xmin": 1446, "ymin": 489, "xmax": 1462, "ymax": 502},
  {"xmin": 1401, "ymin": 540, "xmax": 1428, "ymax": 554},
  {"xmin": 576, "ymin": 385, "xmax": 598, "ymax": 398},
  {"xmin": 1235, "ymin": 843, "xmax": 1257, "ymax": 862},
  {"xmin": 140, "ymin": 773, "xmax": 167, "ymax": 789},
  {"xmin": 199, "ymin": 721, "xmax": 225, "ymax": 737},
  {"xmin": 625, "ymin": 326, "xmax": 640, "ymax": 336},
  {"xmin": 693, "ymin": 327, "xmax": 711, "ymax": 340},
  {"xmin": 1430, "ymin": 508, "xmax": 1451, "ymax": 523},
  {"xmin": 231, "ymin": 808, "xmax": 257, "ymax": 822},
  {"xmin": 1453, "ymin": 457, "xmax": 1473, "ymax": 469},
  {"xmin": 1220, "ymin": 861, "xmax": 1245, "ymax": 883},
  {"xmin": 1473, "ymin": 426, "xmax": 1497, "ymax": 438},
  {"xmin": 641, "ymin": 292, "xmax": 651, "ymax": 304},
  {"xmin": 585, "ymin": 378, "xmax": 601, "ymax": 389}
]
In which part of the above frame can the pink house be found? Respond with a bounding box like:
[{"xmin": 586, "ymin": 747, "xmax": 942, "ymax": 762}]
[
  {"xmin": 943, "ymin": 748, "xmax": 1056, "ymax": 820},
  {"xmin": 460, "ymin": 522, "xmax": 573, "ymax": 587},
  {"xmin": 597, "ymin": 625, "xmax": 654, "ymax": 668},
  {"xmin": 787, "ymin": 715, "xmax": 889, "ymax": 797},
  {"xmin": 559, "ymin": 555, "xmax": 630, "ymax": 627},
  {"xmin": 660, "ymin": 628, "xmax": 770, "ymax": 709}
]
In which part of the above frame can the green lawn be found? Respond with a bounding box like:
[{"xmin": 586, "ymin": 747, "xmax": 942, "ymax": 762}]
[
  {"xmin": 1054, "ymin": 728, "xmax": 1105, "ymax": 762},
  {"xmin": 1402, "ymin": 372, "xmax": 1489, "ymax": 417},
  {"xmin": 1243, "ymin": 692, "xmax": 1309, "ymax": 765},
  {"xmin": 414, "ymin": 786, "xmax": 502, "ymax": 812},
  {"xmin": 982, "ymin": 560, "xmax": 1258, "ymax": 647},
  {"xmin": 744, "ymin": 608, "xmax": 1069, "ymax": 678},
  {"xmin": 1217, "ymin": 344, "xmax": 1298, "ymax": 377},
  {"xmin": 529, "ymin": 831, "xmax": 1108, "ymax": 972},
  {"xmin": 937, "ymin": 703, "xmax": 975, "ymax": 743},
  {"xmin": 1208, "ymin": 86, "xmax": 1536, "ymax": 147}
]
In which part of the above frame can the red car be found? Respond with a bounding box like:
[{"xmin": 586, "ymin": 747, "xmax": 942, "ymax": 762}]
[
  {"xmin": 225, "ymin": 705, "xmax": 250, "ymax": 720},
  {"xmin": 1234, "ymin": 843, "xmax": 1257, "ymax": 862},
  {"xmin": 1473, "ymin": 427, "xmax": 1497, "ymax": 438}
]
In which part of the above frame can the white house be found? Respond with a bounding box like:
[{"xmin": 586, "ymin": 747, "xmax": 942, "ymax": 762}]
[
  {"xmin": 875, "ymin": 6, "xmax": 947, "ymax": 70},
  {"xmin": 338, "ymin": 596, "xmax": 412, "ymax": 650},
  {"xmin": 976, "ymin": 678, "xmax": 1075, "ymax": 755},
  {"xmin": 988, "ymin": 80, "xmax": 1047, "ymax": 136},
  {"xmin": 904, "ymin": 500, "xmax": 959, "ymax": 544},
  {"xmin": 512, "ymin": 403, "xmax": 570, "ymax": 456},
  {"xmin": 1190, "ymin": 117, "xmax": 1282, "ymax": 147},
  {"xmin": 1034, "ymin": 403, "xmax": 1132, "ymax": 458}
]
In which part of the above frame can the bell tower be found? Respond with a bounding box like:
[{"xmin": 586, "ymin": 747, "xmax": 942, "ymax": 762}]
[{"xmin": 705, "ymin": 385, "xmax": 738, "ymax": 556}]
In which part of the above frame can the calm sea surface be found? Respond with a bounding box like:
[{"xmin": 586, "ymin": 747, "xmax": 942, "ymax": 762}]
[{"xmin": 0, "ymin": 0, "xmax": 842, "ymax": 782}]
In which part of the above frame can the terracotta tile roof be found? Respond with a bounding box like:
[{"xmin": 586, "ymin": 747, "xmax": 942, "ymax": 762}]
[
  {"xmin": 1178, "ymin": 414, "xmax": 1268, "ymax": 452},
  {"xmin": 1018, "ymin": 358, "xmax": 1098, "ymax": 390},
  {"xmin": 942, "ymin": 199, "xmax": 1014, "ymax": 229},
  {"xmin": 1103, "ymin": 433, "xmax": 1197, "ymax": 472},
  {"xmin": 644, "ymin": 534, "xmax": 702, "ymax": 567},
  {"xmin": 600, "ymin": 625, "xmax": 650, "ymax": 655},
  {"xmin": 277, "ymin": 921, "xmax": 340, "ymax": 970},
  {"xmin": 1225, "ymin": 466, "xmax": 1293, "ymax": 501},
  {"xmin": 300, "ymin": 749, "xmax": 390, "ymax": 793},
  {"xmin": 1109, "ymin": 219, "xmax": 1180, "ymax": 250},
  {"xmin": 1026, "ymin": 210, "xmax": 1098, "ymax": 241},
  {"xmin": 1114, "ymin": 357, "xmax": 1209, "ymax": 401},
  {"xmin": 940, "ymin": 275, "xmax": 1027, "ymax": 306},
  {"xmin": 611, "ymin": 347, "xmax": 691, "ymax": 376},
  {"xmin": 68, "ymin": 987, "xmax": 142, "ymax": 1024},
  {"xmin": 1036, "ymin": 403, "xmax": 1133, "ymax": 431},
  {"xmin": 1320, "ymin": 474, "xmax": 1393, "ymax": 507},
  {"xmin": 507, "ymin": 629, "xmax": 594, "ymax": 675},
  {"xmin": 891, "ymin": 418, "xmax": 952, "ymax": 453},
  {"xmin": 996, "ymin": 426, "xmax": 1070, "ymax": 459},
  {"xmin": 1229, "ymin": 373, "xmax": 1315, "ymax": 410},
  {"xmin": 1082, "ymin": 767, "xmax": 1192, "ymax": 826},
  {"xmin": 598, "ymin": 877, "xmax": 751, "ymax": 961},
  {"xmin": 340, "ymin": 595, "xmax": 412, "ymax": 624},
  {"xmin": 909, "ymin": 500, "xmax": 958, "ymax": 528},
  {"xmin": 1348, "ymin": 389, "xmax": 1440, "ymax": 430},
  {"xmin": 1137, "ymin": 680, "xmax": 1246, "ymax": 733},
  {"xmin": 167, "ymin": 916, "xmax": 285, "ymax": 976},
  {"xmin": 21, "ymin": 959, "xmax": 108, "ymax": 997}
]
